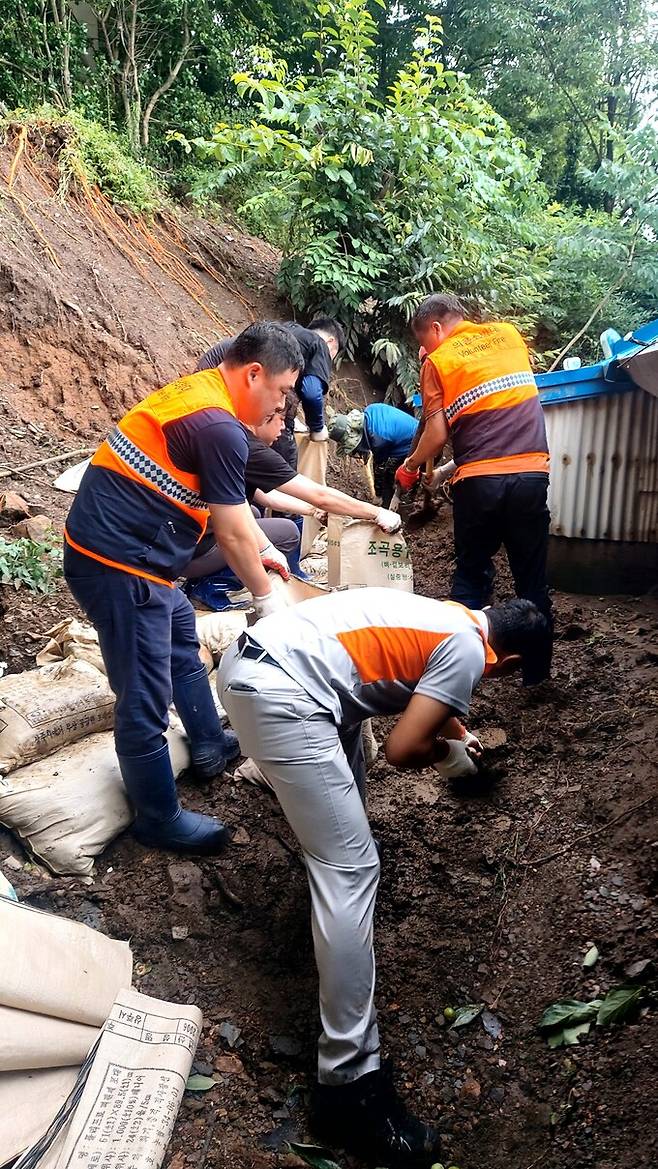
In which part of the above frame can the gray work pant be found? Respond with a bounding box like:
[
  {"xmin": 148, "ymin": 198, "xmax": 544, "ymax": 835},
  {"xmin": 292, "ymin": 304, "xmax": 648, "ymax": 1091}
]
[
  {"xmin": 182, "ymin": 516, "xmax": 300, "ymax": 580},
  {"xmin": 218, "ymin": 641, "xmax": 380, "ymax": 1085}
]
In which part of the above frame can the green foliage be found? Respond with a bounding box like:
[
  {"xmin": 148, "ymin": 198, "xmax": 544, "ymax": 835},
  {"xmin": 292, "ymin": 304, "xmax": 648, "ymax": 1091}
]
[
  {"xmin": 539, "ymin": 983, "xmax": 646, "ymax": 1048},
  {"xmin": 187, "ymin": 0, "xmax": 546, "ymax": 389},
  {"xmin": 377, "ymin": 0, "xmax": 658, "ymax": 202},
  {"xmin": 0, "ymin": 536, "xmax": 63, "ymax": 595},
  {"xmin": 183, "ymin": 0, "xmax": 657, "ymax": 385},
  {"xmin": 1, "ymin": 106, "xmax": 160, "ymax": 212}
]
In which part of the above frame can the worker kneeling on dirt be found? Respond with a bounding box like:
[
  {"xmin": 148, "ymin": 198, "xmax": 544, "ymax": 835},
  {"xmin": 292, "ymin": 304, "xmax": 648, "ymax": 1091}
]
[
  {"xmin": 397, "ymin": 294, "xmax": 553, "ymax": 650},
  {"xmin": 328, "ymin": 402, "xmax": 419, "ymax": 505},
  {"xmin": 63, "ymin": 323, "xmax": 303, "ymax": 856},
  {"xmin": 218, "ymin": 590, "xmax": 551, "ymax": 1166},
  {"xmin": 183, "ymin": 395, "xmax": 402, "ymax": 608}
]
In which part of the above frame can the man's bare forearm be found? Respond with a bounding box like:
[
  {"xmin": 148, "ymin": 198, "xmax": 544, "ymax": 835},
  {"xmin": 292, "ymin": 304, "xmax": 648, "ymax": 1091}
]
[
  {"xmin": 405, "ymin": 413, "xmax": 448, "ymax": 471},
  {"xmin": 210, "ymin": 503, "xmax": 272, "ymax": 596}
]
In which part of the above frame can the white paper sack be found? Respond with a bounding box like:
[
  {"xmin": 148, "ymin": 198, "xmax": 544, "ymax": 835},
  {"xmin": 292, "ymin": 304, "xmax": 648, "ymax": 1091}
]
[
  {"xmin": 234, "ymin": 757, "xmax": 274, "ymax": 793},
  {"xmin": 52, "ymin": 458, "xmax": 91, "ymax": 494},
  {"xmin": 0, "ymin": 899, "xmax": 133, "ymax": 1167},
  {"xmin": 327, "ymin": 516, "xmax": 413, "ymax": 591},
  {"xmin": 37, "ymin": 615, "xmax": 214, "ymax": 674},
  {"xmin": 0, "ymin": 898, "xmax": 132, "ymax": 1025},
  {"xmin": 296, "ymin": 430, "xmax": 329, "ymax": 557},
  {"xmin": 299, "ymin": 554, "xmax": 329, "ymax": 585},
  {"xmin": 15, "ymin": 989, "xmax": 202, "ymax": 1169},
  {"xmin": 35, "ymin": 619, "xmax": 105, "ymax": 674},
  {"xmin": 361, "ymin": 719, "xmax": 379, "ymax": 767},
  {"xmin": 267, "ymin": 573, "xmax": 329, "ymax": 607},
  {"xmin": 0, "ymin": 1067, "xmax": 80, "ymax": 1166},
  {"xmin": 195, "ymin": 610, "xmax": 248, "ymax": 659},
  {"xmin": 0, "ymin": 726, "xmax": 190, "ymax": 877},
  {"xmin": 0, "ymin": 660, "xmax": 114, "ymax": 776}
]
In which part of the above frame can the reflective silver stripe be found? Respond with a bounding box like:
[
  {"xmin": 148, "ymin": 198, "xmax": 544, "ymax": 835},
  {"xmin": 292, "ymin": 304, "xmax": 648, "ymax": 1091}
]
[
  {"xmin": 445, "ymin": 372, "xmax": 536, "ymax": 423},
  {"xmin": 107, "ymin": 428, "xmax": 206, "ymax": 511}
]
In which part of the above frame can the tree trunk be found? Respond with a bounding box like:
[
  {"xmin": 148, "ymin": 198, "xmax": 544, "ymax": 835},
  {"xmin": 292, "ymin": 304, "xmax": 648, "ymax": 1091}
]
[
  {"xmin": 603, "ymin": 87, "xmax": 619, "ymax": 212},
  {"xmin": 140, "ymin": 18, "xmax": 191, "ymax": 148}
]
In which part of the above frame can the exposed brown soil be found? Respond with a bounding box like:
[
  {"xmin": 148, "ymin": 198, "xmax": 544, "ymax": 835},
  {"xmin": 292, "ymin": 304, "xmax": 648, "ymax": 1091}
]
[{"xmin": 1, "ymin": 133, "xmax": 657, "ymax": 1169}]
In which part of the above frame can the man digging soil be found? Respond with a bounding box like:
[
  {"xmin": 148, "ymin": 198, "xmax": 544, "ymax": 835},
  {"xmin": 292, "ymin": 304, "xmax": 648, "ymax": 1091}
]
[{"xmin": 218, "ymin": 588, "xmax": 551, "ymax": 1167}]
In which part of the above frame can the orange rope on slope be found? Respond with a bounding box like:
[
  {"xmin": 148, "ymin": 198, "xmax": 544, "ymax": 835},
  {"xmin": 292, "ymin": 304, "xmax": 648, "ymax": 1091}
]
[
  {"xmin": 2, "ymin": 133, "xmax": 241, "ymax": 334},
  {"xmin": 7, "ymin": 126, "xmax": 28, "ymax": 189}
]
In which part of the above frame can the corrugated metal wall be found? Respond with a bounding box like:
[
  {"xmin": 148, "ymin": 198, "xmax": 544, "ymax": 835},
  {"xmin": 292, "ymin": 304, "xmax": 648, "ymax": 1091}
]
[{"xmin": 544, "ymin": 389, "xmax": 658, "ymax": 542}]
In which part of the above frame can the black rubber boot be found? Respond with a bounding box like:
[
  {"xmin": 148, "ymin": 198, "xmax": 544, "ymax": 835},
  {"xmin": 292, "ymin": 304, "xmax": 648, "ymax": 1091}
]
[
  {"xmin": 119, "ymin": 745, "xmax": 231, "ymax": 855},
  {"xmin": 172, "ymin": 666, "xmax": 241, "ymax": 779},
  {"xmin": 311, "ymin": 1061, "xmax": 439, "ymax": 1168}
]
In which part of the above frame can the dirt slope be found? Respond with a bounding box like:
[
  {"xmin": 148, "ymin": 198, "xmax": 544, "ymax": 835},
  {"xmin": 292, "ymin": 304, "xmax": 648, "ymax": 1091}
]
[{"xmin": 1, "ymin": 133, "xmax": 657, "ymax": 1169}]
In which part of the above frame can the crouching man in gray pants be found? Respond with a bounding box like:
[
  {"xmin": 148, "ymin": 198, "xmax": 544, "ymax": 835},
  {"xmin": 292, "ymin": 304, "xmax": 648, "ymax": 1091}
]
[{"xmin": 218, "ymin": 589, "xmax": 550, "ymax": 1167}]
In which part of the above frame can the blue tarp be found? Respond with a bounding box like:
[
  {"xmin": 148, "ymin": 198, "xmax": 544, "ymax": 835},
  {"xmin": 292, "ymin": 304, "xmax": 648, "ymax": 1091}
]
[{"xmin": 537, "ymin": 317, "xmax": 658, "ymax": 405}]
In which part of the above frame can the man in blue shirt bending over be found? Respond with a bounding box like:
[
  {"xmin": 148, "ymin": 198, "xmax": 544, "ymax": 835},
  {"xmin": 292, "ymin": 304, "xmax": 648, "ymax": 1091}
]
[{"xmin": 329, "ymin": 403, "xmax": 419, "ymax": 505}]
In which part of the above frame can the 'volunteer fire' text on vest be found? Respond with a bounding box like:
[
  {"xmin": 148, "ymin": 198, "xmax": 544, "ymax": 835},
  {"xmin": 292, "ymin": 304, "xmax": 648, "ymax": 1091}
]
[{"xmin": 428, "ymin": 321, "xmax": 549, "ymax": 483}]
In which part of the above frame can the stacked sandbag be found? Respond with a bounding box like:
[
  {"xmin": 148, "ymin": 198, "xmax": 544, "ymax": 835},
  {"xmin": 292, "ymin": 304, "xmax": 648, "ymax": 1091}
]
[
  {"xmin": 37, "ymin": 615, "xmax": 214, "ymax": 674},
  {"xmin": 0, "ymin": 726, "xmax": 190, "ymax": 877},
  {"xmin": 0, "ymin": 659, "xmax": 114, "ymax": 776},
  {"xmin": 0, "ymin": 896, "xmax": 132, "ymax": 1165}
]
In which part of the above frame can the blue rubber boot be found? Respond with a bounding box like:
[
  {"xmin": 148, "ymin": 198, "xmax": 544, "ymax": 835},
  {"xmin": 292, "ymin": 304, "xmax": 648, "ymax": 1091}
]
[
  {"xmin": 287, "ymin": 540, "xmax": 311, "ymax": 581},
  {"xmin": 172, "ymin": 666, "xmax": 241, "ymax": 780},
  {"xmin": 185, "ymin": 571, "xmax": 246, "ymax": 612},
  {"xmin": 119, "ymin": 745, "xmax": 230, "ymax": 855}
]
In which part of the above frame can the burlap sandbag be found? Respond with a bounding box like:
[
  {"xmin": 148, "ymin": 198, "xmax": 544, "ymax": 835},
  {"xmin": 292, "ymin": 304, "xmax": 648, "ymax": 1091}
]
[
  {"xmin": 0, "ymin": 660, "xmax": 114, "ymax": 776},
  {"xmin": 195, "ymin": 610, "xmax": 249, "ymax": 660},
  {"xmin": 0, "ymin": 726, "xmax": 190, "ymax": 877},
  {"xmin": 35, "ymin": 618, "xmax": 106, "ymax": 674},
  {"xmin": 14, "ymin": 989, "xmax": 201, "ymax": 1169},
  {"xmin": 266, "ymin": 573, "xmax": 328, "ymax": 606},
  {"xmin": 327, "ymin": 517, "xmax": 414, "ymax": 590}
]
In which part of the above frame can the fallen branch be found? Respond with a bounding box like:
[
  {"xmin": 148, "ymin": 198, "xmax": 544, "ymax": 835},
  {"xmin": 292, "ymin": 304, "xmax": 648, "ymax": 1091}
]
[
  {"xmin": 522, "ymin": 794, "xmax": 655, "ymax": 867},
  {"xmin": 0, "ymin": 446, "xmax": 94, "ymax": 478},
  {"xmin": 548, "ymin": 238, "xmax": 637, "ymax": 372}
]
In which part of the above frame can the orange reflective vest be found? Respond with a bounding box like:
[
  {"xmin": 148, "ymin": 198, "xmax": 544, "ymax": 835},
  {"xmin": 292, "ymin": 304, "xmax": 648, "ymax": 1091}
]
[
  {"xmin": 64, "ymin": 369, "xmax": 239, "ymax": 586},
  {"xmin": 427, "ymin": 321, "xmax": 549, "ymax": 483}
]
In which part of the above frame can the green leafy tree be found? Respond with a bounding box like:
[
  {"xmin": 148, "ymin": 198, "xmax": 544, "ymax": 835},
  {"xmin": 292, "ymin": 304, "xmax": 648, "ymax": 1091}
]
[{"xmin": 186, "ymin": 0, "xmax": 544, "ymax": 393}]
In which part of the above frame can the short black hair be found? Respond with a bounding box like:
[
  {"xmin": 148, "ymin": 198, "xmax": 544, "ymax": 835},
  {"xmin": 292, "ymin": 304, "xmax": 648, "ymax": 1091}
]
[
  {"xmin": 486, "ymin": 598, "xmax": 553, "ymax": 686},
  {"xmin": 309, "ymin": 316, "xmax": 346, "ymax": 352},
  {"xmin": 412, "ymin": 293, "xmax": 465, "ymax": 331},
  {"xmin": 223, "ymin": 322, "xmax": 304, "ymax": 375}
]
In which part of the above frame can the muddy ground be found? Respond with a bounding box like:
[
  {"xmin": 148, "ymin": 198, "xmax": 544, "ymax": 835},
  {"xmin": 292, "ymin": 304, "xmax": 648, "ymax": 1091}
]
[{"xmin": 2, "ymin": 498, "xmax": 657, "ymax": 1169}]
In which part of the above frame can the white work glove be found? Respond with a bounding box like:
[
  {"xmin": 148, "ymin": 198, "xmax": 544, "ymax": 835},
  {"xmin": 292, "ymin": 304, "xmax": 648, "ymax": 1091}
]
[
  {"xmin": 434, "ymin": 738, "xmax": 479, "ymax": 779},
  {"xmin": 426, "ymin": 460, "xmax": 456, "ymax": 493},
  {"xmin": 310, "ymin": 426, "xmax": 329, "ymax": 442},
  {"xmin": 374, "ymin": 507, "xmax": 402, "ymax": 533},
  {"xmin": 253, "ymin": 590, "xmax": 286, "ymax": 619},
  {"xmin": 260, "ymin": 541, "xmax": 290, "ymax": 580},
  {"xmin": 462, "ymin": 729, "xmax": 484, "ymax": 755}
]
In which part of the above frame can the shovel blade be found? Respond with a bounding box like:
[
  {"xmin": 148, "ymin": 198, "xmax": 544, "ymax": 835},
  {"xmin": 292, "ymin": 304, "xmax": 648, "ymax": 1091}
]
[{"xmin": 390, "ymin": 485, "xmax": 418, "ymax": 522}]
